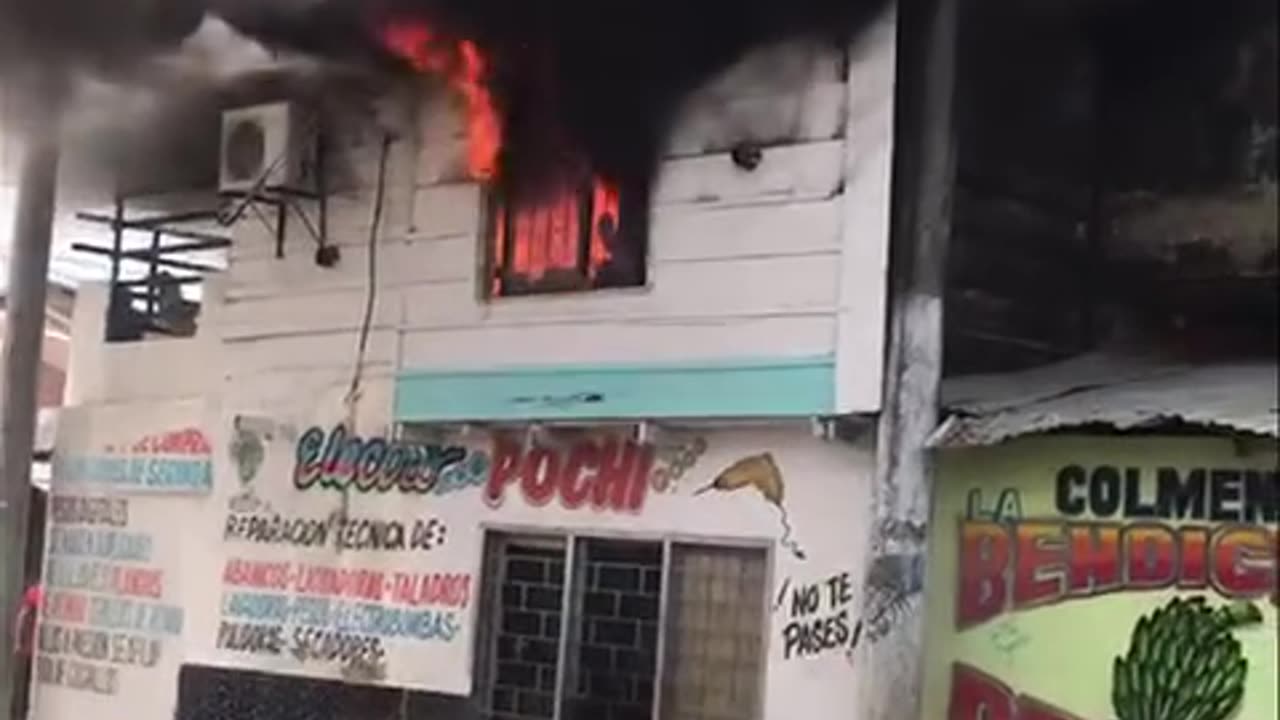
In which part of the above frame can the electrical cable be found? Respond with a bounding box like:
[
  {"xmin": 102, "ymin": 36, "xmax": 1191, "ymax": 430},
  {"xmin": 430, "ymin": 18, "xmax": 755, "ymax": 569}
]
[{"xmin": 345, "ymin": 132, "xmax": 394, "ymax": 408}]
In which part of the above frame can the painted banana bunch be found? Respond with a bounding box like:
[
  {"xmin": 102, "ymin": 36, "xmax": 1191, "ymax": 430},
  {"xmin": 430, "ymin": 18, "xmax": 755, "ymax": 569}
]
[{"xmin": 1112, "ymin": 596, "xmax": 1262, "ymax": 720}]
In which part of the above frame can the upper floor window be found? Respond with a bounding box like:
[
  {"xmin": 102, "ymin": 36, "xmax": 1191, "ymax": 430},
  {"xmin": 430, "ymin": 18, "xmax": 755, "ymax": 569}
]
[{"xmin": 488, "ymin": 176, "xmax": 648, "ymax": 298}]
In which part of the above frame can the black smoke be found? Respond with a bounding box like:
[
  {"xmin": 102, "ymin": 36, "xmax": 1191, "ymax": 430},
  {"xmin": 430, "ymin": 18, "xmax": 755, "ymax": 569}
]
[
  {"xmin": 2, "ymin": 0, "xmax": 896, "ymax": 193},
  {"xmin": 0, "ymin": 0, "xmax": 205, "ymax": 77},
  {"xmin": 217, "ymin": 0, "xmax": 899, "ymax": 193},
  {"xmin": 3, "ymin": 0, "xmax": 1204, "ymax": 197}
]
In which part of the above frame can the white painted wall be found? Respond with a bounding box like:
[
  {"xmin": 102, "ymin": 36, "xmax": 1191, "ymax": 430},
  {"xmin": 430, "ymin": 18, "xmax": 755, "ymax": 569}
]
[
  {"xmin": 214, "ymin": 21, "xmax": 896, "ymax": 413},
  {"xmin": 45, "ymin": 14, "xmax": 897, "ymax": 720},
  {"xmin": 186, "ymin": 368, "xmax": 875, "ymax": 717},
  {"xmin": 65, "ymin": 280, "xmax": 224, "ymax": 406}
]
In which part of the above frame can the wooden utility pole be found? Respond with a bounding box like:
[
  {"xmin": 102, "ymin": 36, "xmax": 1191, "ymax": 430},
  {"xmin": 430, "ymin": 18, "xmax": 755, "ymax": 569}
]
[
  {"xmin": 0, "ymin": 78, "xmax": 63, "ymax": 718},
  {"xmin": 854, "ymin": 0, "xmax": 957, "ymax": 715}
]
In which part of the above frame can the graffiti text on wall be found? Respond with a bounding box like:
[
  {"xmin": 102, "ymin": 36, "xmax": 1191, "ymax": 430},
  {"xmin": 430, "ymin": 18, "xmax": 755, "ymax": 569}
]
[
  {"xmin": 224, "ymin": 511, "xmax": 448, "ymax": 552},
  {"xmin": 293, "ymin": 425, "xmax": 489, "ymax": 496},
  {"xmin": 54, "ymin": 428, "xmax": 214, "ymax": 493},
  {"xmin": 214, "ymin": 557, "xmax": 472, "ymax": 680},
  {"xmin": 958, "ymin": 465, "xmax": 1279, "ymax": 629},
  {"xmin": 485, "ymin": 436, "xmax": 655, "ymax": 513},
  {"xmin": 36, "ymin": 495, "xmax": 184, "ymax": 697},
  {"xmin": 780, "ymin": 572, "xmax": 860, "ymax": 660}
]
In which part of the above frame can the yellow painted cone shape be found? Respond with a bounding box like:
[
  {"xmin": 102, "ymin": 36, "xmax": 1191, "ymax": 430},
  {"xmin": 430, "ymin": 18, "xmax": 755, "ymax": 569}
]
[{"xmin": 702, "ymin": 452, "xmax": 785, "ymax": 506}]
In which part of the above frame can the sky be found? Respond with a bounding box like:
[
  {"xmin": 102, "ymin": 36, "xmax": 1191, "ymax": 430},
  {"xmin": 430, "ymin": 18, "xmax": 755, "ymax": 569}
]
[{"xmin": 0, "ymin": 184, "xmax": 114, "ymax": 293}]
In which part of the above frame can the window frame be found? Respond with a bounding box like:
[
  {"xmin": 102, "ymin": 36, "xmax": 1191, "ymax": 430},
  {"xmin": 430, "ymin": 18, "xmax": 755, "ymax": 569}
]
[
  {"xmin": 472, "ymin": 523, "xmax": 775, "ymax": 720},
  {"xmin": 480, "ymin": 180, "xmax": 651, "ymax": 300}
]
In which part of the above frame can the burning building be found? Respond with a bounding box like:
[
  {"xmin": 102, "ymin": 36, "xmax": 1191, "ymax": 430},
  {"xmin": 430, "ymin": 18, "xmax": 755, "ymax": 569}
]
[{"xmin": 24, "ymin": 0, "xmax": 906, "ymax": 719}]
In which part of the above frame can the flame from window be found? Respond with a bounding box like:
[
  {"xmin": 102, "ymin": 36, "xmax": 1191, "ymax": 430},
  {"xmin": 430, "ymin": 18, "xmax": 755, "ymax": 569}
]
[
  {"xmin": 381, "ymin": 21, "xmax": 621, "ymax": 296},
  {"xmin": 382, "ymin": 21, "xmax": 502, "ymax": 180},
  {"xmin": 588, "ymin": 181, "xmax": 618, "ymax": 276},
  {"xmin": 492, "ymin": 178, "xmax": 620, "ymax": 293}
]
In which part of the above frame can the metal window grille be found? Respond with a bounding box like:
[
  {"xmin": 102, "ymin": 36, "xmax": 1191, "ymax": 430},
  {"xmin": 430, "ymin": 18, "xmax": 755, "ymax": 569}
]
[{"xmin": 475, "ymin": 533, "xmax": 768, "ymax": 720}]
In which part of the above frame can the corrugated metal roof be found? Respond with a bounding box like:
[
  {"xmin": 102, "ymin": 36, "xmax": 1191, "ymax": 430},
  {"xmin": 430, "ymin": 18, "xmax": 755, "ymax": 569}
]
[{"xmin": 931, "ymin": 353, "xmax": 1279, "ymax": 448}]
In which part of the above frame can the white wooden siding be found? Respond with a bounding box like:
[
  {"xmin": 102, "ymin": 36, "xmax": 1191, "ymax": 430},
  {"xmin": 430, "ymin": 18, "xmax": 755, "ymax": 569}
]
[
  {"xmin": 651, "ymin": 140, "xmax": 844, "ymax": 207},
  {"xmin": 834, "ymin": 12, "xmax": 896, "ymax": 413},
  {"xmin": 400, "ymin": 252, "xmax": 840, "ymax": 327},
  {"xmin": 398, "ymin": 314, "xmax": 836, "ymax": 368},
  {"xmin": 218, "ymin": 285, "xmax": 403, "ymax": 340},
  {"xmin": 227, "ymin": 235, "xmax": 474, "ymax": 301},
  {"xmin": 210, "ymin": 33, "xmax": 890, "ymax": 403},
  {"xmin": 222, "ymin": 329, "xmax": 399, "ymax": 377}
]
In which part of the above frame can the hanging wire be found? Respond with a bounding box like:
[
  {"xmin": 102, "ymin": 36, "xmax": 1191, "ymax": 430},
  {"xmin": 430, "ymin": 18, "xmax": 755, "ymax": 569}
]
[{"xmin": 345, "ymin": 132, "xmax": 394, "ymax": 411}]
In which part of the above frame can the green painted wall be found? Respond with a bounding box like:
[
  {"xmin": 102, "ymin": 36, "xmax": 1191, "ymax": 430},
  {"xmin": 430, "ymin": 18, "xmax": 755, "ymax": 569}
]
[
  {"xmin": 395, "ymin": 355, "xmax": 836, "ymax": 422},
  {"xmin": 922, "ymin": 435, "xmax": 1278, "ymax": 720}
]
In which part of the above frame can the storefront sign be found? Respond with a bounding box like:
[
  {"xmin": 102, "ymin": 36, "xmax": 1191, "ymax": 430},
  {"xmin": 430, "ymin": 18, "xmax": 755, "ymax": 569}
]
[
  {"xmin": 34, "ymin": 401, "xmax": 210, "ymax": 720},
  {"xmin": 921, "ymin": 437, "xmax": 1278, "ymax": 720},
  {"xmin": 200, "ymin": 418, "xmax": 473, "ymax": 691},
  {"xmin": 52, "ymin": 403, "xmax": 214, "ymax": 495}
]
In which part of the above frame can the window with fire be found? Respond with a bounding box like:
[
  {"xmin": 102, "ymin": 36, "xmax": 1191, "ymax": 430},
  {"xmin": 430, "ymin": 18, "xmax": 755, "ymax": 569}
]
[
  {"xmin": 487, "ymin": 179, "xmax": 649, "ymax": 297},
  {"xmin": 474, "ymin": 533, "xmax": 768, "ymax": 720}
]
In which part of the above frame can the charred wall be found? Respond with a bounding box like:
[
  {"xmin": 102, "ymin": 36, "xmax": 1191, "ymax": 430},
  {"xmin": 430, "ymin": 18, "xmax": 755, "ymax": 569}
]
[{"xmin": 946, "ymin": 0, "xmax": 1279, "ymax": 375}]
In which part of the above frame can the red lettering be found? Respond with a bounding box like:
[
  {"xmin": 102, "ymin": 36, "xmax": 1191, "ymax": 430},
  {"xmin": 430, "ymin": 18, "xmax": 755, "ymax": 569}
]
[
  {"xmin": 223, "ymin": 559, "xmax": 291, "ymax": 590},
  {"xmin": 457, "ymin": 574, "xmax": 472, "ymax": 609},
  {"xmin": 949, "ymin": 665, "xmax": 1088, "ymax": 720},
  {"xmin": 1066, "ymin": 524, "xmax": 1120, "ymax": 595},
  {"xmin": 1213, "ymin": 526, "xmax": 1275, "ymax": 596},
  {"xmin": 957, "ymin": 521, "xmax": 1010, "ymax": 628},
  {"xmin": 115, "ymin": 568, "xmax": 164, "ymax": 599},
  {"xmin": 392, "ymin": 573, "xmax": 474, "ymax": 609},
  {"xmin": 1178, "ymin": 527, "xmax": 1210, "ymax": 588},
  {"xmin": 43, "ymin": 592, "xmax": 88, "ymax": 623},
  {"xmin": 186, "ymin": 429, "xmax": 212, "ymax": 455},
  {"xmin": 521, "ymin": 448, "xmax": 561, "ymax": 506},
  {"xmin": 624, "ymin": 444, "xmax": 655, "ymax": 512},
  {"xmin": 593, "ymin": 439, "xmax": 637, "ymax": 511},
  {"xmin": 295, "ymin": 566, "xmax": 384, "ymax": 601},
  {"xmin": 485, "ymin": 437, "xmax": 522, "ymax": 507},
  {"xmin": 559, "ymin": 441, "xmax": 599, "ymax": 510},
  {"xmin": 488, "ymin": 436, "xmax": 658, "ymax": 514},
  {"xmin": 1125, "ymin": 525, "xmax": 1177, "ymax": 588},
  {"xmin": 948, "ymin": 663, "xmax": 1013, "ymax": 720},
  {"xmin": 222, "ymin": 558, "xmax": 241, "ymax": 584},
  {"xmin": 1013, "ymin": 522, "xmax": 1066, "ymax": 609}
]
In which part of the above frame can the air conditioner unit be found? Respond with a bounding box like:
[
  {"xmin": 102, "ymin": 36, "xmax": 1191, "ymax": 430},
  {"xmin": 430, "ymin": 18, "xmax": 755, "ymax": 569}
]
[{"xmin": 219, "ymin": 102, "xmax": 315, "ymax": 194}]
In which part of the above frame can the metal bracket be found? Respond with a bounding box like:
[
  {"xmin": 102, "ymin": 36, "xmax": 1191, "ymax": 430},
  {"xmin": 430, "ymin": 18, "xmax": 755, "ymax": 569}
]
[{"xmin": 216, "ymin": 128, "xmax": 331, "ymax": 262}]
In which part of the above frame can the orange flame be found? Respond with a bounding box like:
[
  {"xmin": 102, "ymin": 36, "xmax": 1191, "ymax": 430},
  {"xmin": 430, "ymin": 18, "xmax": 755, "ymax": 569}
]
[
  {"xmin": 492, "ymin": 177, "xmax": 619, "ymax": 293},
  {"xmin": 382, "ymin": 22, "xmax": 502, "ymax": 180},
  {"xmin": 588, "ymin": 180, "xmax": 619, "ymax": 277}
]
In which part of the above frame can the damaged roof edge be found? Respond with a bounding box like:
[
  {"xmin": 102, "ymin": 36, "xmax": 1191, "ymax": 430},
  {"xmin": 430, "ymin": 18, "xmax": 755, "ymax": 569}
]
[{"xmin": 930, "ymin": 353, "xmax": 1280, "ymax": 448}]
